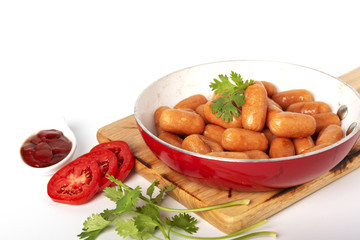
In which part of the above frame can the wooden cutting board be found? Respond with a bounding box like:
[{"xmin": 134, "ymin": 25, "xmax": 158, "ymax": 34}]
[{"xmin": 96, "ymin": 67, "xmax": 360, "ymax": 234}]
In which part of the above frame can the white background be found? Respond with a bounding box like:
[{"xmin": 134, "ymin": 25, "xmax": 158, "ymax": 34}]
[{"xmin": 1, "ymin": 0, "xmax": 360, "ymax": 239}]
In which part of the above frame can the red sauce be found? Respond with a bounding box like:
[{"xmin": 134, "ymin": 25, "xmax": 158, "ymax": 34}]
[{"xmin": 20, "ymin": 129, "xmax": 72, "ymax": 168}]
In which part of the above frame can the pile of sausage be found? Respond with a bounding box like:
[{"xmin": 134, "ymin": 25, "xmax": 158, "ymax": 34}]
[{"xmin": 153, "ymin": 81, "xmax": 344, "ymax": 159}]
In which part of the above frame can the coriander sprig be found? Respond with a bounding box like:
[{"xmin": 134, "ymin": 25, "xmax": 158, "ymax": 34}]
[
  {"xmin": 78, "ymin": 175, "xmax": 276, "ymax": 240},
  {"xmin": 209, "ymin": 71, "xmax": 254, "ymax": 122}
]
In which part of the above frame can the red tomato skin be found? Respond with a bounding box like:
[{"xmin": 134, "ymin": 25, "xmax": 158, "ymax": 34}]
[
  {"xmin": 91, "ymin": 141, "xmax": 135, "ymax": 184},
  {"xmin": 77, "ymin": 149, "xmax": 118, "ymax": 192},
  {"xmin": 115, "ymin": 149, "xmax": 135, "ymax": 182},
  {"xmin": 47, "ymin": 157, "xmax": 101, "ymax": 205}
]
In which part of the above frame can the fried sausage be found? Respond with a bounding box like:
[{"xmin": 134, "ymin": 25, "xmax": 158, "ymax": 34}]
[
  {"xmin": 182, "ymin": 134, "xmax": 211, "ymax": 154},
  {"xmin": 243, "ymin": 150, "xmax": 269, "ymax": 159},
  {"xmin": 154, "ymin": 106, "xmax": 170, "ymax": 135},
  {"xmin": 222, "ymin": 128, "xmax": 268, "ymax": 152},
  {"xmin": 293, "ymin": 136, "xmax": 315, "ymax": 154},
  {"xmin": 199, "ymin": 135, "xmax": 224, "ymax": 152},
  {"xmin": 269, "ymin": 137, "xmax": 295, "ymax": 158},
  {"xmin": 203, "ymin": 101, "xmax": 242, "ymax": 128},
  {"xmin": 312, "ymin": 112, "xmax": 341, "ymax": 134},
  {"xmin": 316, "ymin": 124, "xmax": 344, "ymax": 145},
  {"xmin": 262, "ymin": 128, "xmax": 276, "ymax": 144},
  {"xmin": 158, "ymin": 132, "xmax": 183, "ymax": 148},
  {"xmin": 300, "ymin": 142, "xmax": 332, "ymax": 154},
  {"xmin": 174, "ymin": 94, "xmax": 208, "ymax": 110},
  {"xmin": 266, "ymin": 98, "xmax": 283, "ymax": 128},
  {"xmin": 286, "ymin": 101, "xmax": 331, "ymax": 115},
  {"xmin": 272, "ymin": 89, "xmax": 314, "ymax": 109},
  {"xmin": 242, "ymin": 83, "xmax": 268, "ymax": 131},
  {"xmin": 207, "ymin": 151, "xmax": 249, "ymax": 159},
  {"xmin": 195, "ymin": 104, "xmax": 207, "ymax": 123},
  {"xmin": 159, "ymin": 108, "xmax": 205, "ymax": 135},
  {"xmin": 269, "ymin": 112, "xmax": 316, "ymax": 138},
  {"xmin": 260, "ymin": 81, "xmax": 277, "ymax": 97},
  {"xmin": 203, "ymin": 124, "xmax": 225, "ymax": 144}
]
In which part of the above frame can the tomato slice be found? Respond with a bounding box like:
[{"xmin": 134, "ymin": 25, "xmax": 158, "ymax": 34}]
[
  {"xmin": 91, "ymin": 141, "xmax": 135, "ymax": 184},
  {"xmin": 47, "ymin": 157, "xmax": 101, "ymax": 205},
  {"xmin": 77, "ymin": 149, "xmax": 118, "ymax": 191}
]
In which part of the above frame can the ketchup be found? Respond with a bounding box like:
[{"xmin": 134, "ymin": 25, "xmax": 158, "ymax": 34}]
[{"xmin": 20, "ymin": 129, "xmax": 72, "ymax": 168}]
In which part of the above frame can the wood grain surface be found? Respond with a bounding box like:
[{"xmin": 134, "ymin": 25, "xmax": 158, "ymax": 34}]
[{"xmin": 96, "ymin": 68, "xmax": 360, "ymax": 234}]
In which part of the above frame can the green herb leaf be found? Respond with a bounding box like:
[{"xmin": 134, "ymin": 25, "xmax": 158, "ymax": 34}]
[
  {"xmin": 103, "ymin": 185, "xmax": 125, "ymax": 202},
  {"xmin": 77, "ymin": 229, "xmax": 102, "ymax": 240},
  {"xmin": 115, "ymin": 186, "xmax": 142, "ymax": 214},
  {"xmin": 106, "ymin": 174, "xmax": 125, "ymax": 187},
  {"xmin": 82, "ymin": 214, "xmax": 111, "ymax": 232},
  {"xmin": 114, "ymin": 219, "xmax": 139, "ymax": 239},
  {"xmin": 151, "ymin": 185, "xmax": 176, "ymax": 205},
  {"xmin": 78, "ymin": 214, "xmax": 111, "ymax": 240},
  {"xmin": 144, "ymin": 180, "xmax": 176, "ymax": 205},
  {"xmin": 146, "ymin": 181, "xmax": 160, "ymax": 199},
  {"xmin": 210, "ymin": 74, "xmax": 234, "ymax": 96},
  {"xmin": 133, "ymin": 214, "xmax": 159, "ymax": 238},
  {"xmin": 100, "ymin": 208, "xmax": 118, "ymax": 221},
  {"xmin": 209, "ymin": 71, "xmax": 254, "ymax": 122},
  {"xmin": 165, "ymin": 213, "xmax": 199, "ymax": 234},
  {"xmin": 136, "ymin": 204, "xmax": 160, "ymax": 222},
  {"xmin": 211, "ymin": 96, "xmax": 241, "ymax": 122}
]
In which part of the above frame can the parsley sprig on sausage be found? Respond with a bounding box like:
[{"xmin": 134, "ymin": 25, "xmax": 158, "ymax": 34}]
[{"xmin": 209, "ymin": 71, "xmax": 254, "ymax": 122}]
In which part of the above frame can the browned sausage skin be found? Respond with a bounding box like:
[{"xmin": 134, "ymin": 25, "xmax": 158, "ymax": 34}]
[
  {"xmin": 222, "ymin": 128, "xmax": 268, "ymax": 152},
  {"xmin": 293, "ymin": 136, "xmax": 315, "ymax": 154},
  {"xmin": 266, "ymin": 98, "xmax": 283, "ymax": 128},
  {"xmin": 182, "ymin": 134, "xmax": 211, "ymax": 154},
  {"xmin": 260, "ymin": 81, "xmax": 277, "ymax": 97},
  {"xmin": 159, "ymin": 108, "xmax": 205, "ymax": 135},
  {"xmin": 301, "ymin": 142, "xmax": 332, "ymax": 154},
  {"xmin": 262, "ymin": 128, "xmax": 276, "ymax": 144},
  {"xmin": 269, "ymin": 137, "xmax": 295, "ymax": 158},
  {"xmin": 202, "ymin": 124, "xmax": 225, "ymax": 145},
  {"xmin": 154, "ymin": 106, "xmax": 170, "ymax": 135},
  {"xmin": 207, "ymin": 151, "xmax": 249, "ymax": 159},
  {"xmin": 174, "ymin": 94, "xmax": 208, "ymax": 110},
  {"xmin": 242, "ymin": 83, "xmax": 268, "ymax": 131},
  {"xmin": 286, "ymin": 101, "xmax": 331, "ymax": 115},
  {"xmin": 316, "ymin": 124, "xmax": 344, "ymax": 145},
  {"xmin": 195, "ymin": 104, "xmax": 208, "ymax": 123},
  {"xmin": 272, "ymin": 89, "xmax": 313, "ymax": 109},
  {"xmin": 269, "ymin": 112, "xmax": 316, "ymax": 138},
  {"xmin": 158, "ymin": 132, "xmax": 183, "ymax": 148},
  {"xmin": 182, "ymin": 134, "xmax": 223, "ymax": 154},
  {"xmin": 199, "ymin": 135, "xmax": 224, "ymax": 152},
  {"xmin": 243, "ymin": 150, "xmax": 269, "ymax": 159},
  {"xmin": 312, "ymin": 112, "xmax": 341, "ymax": 134}
]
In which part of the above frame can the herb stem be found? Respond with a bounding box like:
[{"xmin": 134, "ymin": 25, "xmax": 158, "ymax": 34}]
[
  {"xmin": 232, "ymin": 231, "xmax": 277, "ymax": 240},
  {"xmin": 157, "ymin": 220, "xmax": 170, "ymax": 239},
  {"xmin": 116, "ymin": 178, "xmax": 250, "ymax": 213},
  {"xmin": 151, "ymin": 234, "xmax": 165, "ymax": 240},
  {"xmin": 168, "ymin": 219, "xmax": 270, "ymax": 240},
  {"xmin": 155, "ymin": 199, "xmax": 250, "ymax": 213}
]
